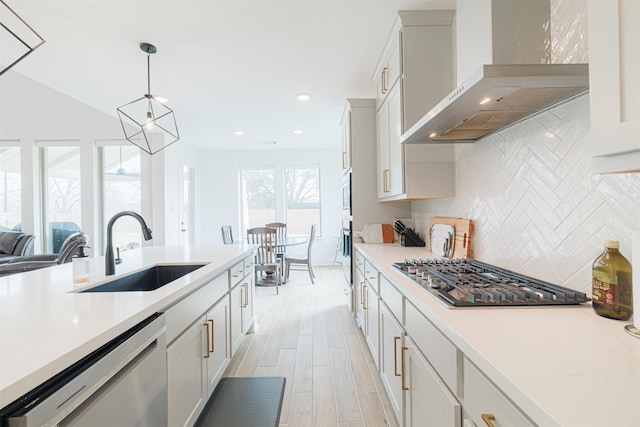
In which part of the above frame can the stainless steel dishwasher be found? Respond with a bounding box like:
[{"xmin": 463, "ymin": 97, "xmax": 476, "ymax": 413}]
[{"xmin": 0, "ymin": 313, "xmax": 167, "ymax": 427}]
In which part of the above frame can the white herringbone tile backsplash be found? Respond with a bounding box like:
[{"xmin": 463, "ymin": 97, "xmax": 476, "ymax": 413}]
[{"xmin": 412, "ymin": 95, "xmax": 640, "ymax": 294}]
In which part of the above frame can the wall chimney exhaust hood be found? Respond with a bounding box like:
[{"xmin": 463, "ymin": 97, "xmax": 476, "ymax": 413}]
[
  {"xmin": 401, "ymin": 0, "xmax": 589, "ymax": 145},
  {"xmin": 401, "ymin": 63, "xmax": 589, "ymax": 144}
]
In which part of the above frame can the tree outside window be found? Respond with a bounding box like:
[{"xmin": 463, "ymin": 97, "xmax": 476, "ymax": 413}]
[
  {"xmin": 285, "ymin": 167, "xmax": 320, "ymax": 236},
  {"xmin": 240, "ymin": 169, "xmax": 275, "ymax": 230}
]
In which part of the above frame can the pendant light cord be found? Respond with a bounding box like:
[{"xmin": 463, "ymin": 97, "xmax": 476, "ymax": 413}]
[{"xmin": 146, "ymin": 53, "xmax": 151, "ymax": 95}]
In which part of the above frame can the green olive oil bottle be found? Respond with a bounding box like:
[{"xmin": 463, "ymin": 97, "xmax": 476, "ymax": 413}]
[{"xmin": 592, "ymin": 240, "xmax": 633, "ymax": 320}]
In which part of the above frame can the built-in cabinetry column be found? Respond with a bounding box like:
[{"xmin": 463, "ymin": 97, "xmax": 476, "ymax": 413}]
[{"xmin": 588, "ymin": 0, "xmax": 640, "ymax": 173}]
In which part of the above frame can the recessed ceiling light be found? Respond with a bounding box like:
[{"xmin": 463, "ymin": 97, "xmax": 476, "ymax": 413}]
[
  {"xmin": 479, "ymin": 97, "xmax": 492, "ymax": 105},
  {"xmin": 293, "ymin": 129, "xmax": 303, "ymax": 134},
  {"xmin": 429, "ymin": 132, "xmax": 437, "ymax": 138},
  {"xmin": 297, "ymin": 94, "xmax": 311, "ymax": 102},
  {"xmin": 234, "ymin": 130, "xmax": 244, "ymax": 135}
]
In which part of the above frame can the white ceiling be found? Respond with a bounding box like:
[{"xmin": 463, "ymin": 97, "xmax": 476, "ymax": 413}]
[{"xmin": 4, "ymin": 0, "xmax": 454, "ymax": 151}]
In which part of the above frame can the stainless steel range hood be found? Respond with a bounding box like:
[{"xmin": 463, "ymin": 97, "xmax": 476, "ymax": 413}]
[
  {"xmin": 402, "ymin": 63, "xmax": 589, "ymax": 144},
  {"xmin": 401, "ymin": 0, "xmax": 589, "ymax": 144}
]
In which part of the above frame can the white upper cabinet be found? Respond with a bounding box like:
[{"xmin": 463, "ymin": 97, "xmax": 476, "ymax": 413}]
[
  {"xmin": 588, "ymin": 0, "xmax": 640, "ymax": 173},
  {"xmin": 373, "ymin": 10, "xmax": 457, "ymax": 201}
]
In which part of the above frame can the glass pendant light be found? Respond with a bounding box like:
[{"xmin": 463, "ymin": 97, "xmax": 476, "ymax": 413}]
[{"xmin": 117, "ymin": 42, "xmax": 179, "ymax": 155}]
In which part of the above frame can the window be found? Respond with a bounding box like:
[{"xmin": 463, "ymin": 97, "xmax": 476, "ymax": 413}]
[
  {"xmin": 285, "ymin": 167, "xmax": 320, "ymax": 236},
  {"xmin": 240, "ymin": 168, "xmax": 275, "ymax": 231},
  {"xmin": 41, "ymin": 146, "xmax": 82, "ymax": 253},
  {"xmin": 0, "ymin": 146, "xmax": 21, "ymax": 231},
  {"xmin": 101, "ymin": 145, "xmax": 142, "ymax": 253}
]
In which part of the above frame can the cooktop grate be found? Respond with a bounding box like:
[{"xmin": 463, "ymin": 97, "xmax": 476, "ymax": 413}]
[{"xmin": 393, "ymin": 258, "xmax": 590, "ymax": 307}]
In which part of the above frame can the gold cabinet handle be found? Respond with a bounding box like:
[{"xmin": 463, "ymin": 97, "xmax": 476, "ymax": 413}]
[
  {"xmin": 242, "ymin": 283, "xmax": 249, "ymax": 308},
  {"xmin": 481, "ymin": 414, "xmax": 496, "ymax": 427},
  {"xmin": 381, "ymin": 67, "xmax": 388, "ymax": 94},
  {"xmin": 209, "ymin": 319, "xmax": 215, "ymax": 353},
  {"xmin": 362, "ymin": 284, "xmax": 367, "ymax": 310},
  {"xmin": 393, "ymin": 336, "xmax": 401, "ymax": 376},
  {"xmin": 233, "ymin": 270, "xmax": 242, "ymax": 278},
  {"xmin": 360, "ymin": 281, "xmax": 365, "ymax": 306},
  {"xmin": 342, "ymin": 151, "xmax": 347, "ymax": 169},
  {"xmin": 383, "ymin": 169, "xmax": 390, "ymax": 193},
  {"xmin": 203, "ymin": 322, "xmax": 211, "ymax": 358},
  {"xmin": 401, "ymin": 346, "xmax": 408, "ymax": 390}
]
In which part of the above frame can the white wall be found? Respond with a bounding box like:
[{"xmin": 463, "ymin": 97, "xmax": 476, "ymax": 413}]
[{"xmin": 198, "ymin": 149, "xmax": 342, "ymax": 265}]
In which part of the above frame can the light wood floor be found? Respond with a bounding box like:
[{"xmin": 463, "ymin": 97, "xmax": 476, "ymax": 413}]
[{"xmin": 223, "ymin": 266, "xmax": 399, "ymax": 427}]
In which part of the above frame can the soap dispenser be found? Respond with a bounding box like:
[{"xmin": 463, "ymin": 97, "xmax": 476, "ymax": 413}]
[{"xmin": 72, "ymin": 245, "xmax": 90, "ymax": 285}]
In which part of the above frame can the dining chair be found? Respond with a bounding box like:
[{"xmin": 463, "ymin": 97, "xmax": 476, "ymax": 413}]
[
  {"xmin": 285, "ymin": 224, "xmax": 316, "ymax": 284},
  {"xmin": 221, "ymin": 225, "xmax": 234, "ymax": 245},
  {"xmin": 265, "ymin": 222, "xmax": 287, "ymax": 270},
  {"xmin": 247, "ymin": 227, "xmax": 281, "ymax": 294}
]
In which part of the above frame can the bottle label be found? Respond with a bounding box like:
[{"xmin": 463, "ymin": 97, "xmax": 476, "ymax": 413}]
[{"xmin": 592, "ymin": 270, "xmax": 618, "ymax": 307}]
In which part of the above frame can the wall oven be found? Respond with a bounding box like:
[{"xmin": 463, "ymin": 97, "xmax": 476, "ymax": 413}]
[
  {"xmin": 341, "ymin": 219, "xmax": 352, "ymax": 285},
  {"xmin": 342, "ymin": 170, "xmax": 352, "ymax": 217}
]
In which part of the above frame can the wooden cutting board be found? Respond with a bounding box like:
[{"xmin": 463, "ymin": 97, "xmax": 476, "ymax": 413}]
[{"xmin": 428, "ymin": 216, "xmax": 473, "ymax": 258}]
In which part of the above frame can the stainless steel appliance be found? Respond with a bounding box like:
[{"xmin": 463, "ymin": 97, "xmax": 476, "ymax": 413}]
[
  {"xmin": 341, "ymin": 218, "xmax": 352, "ymax": 285},
  {"xmin": 0, "ymin": 313, "xmax": 167, "ymax": 426},
  {"xmin": 341, "ymin": 170, "xmax": 352, "ymax": 217},
  {"xmin": 393, "ymin": 258, "xmax": 589, "ymax": 307}
]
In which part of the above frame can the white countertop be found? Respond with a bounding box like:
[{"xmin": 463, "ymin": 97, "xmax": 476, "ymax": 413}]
[
  {"xmin": 356, "ymin": 243, "xmax": 640, "ymax": 427},
  {"xmin": 0, "ymin": 244, "xmax": 255, "ymax": 408}
]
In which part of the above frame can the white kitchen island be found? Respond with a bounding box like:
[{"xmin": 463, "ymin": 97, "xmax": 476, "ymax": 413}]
[
  {"xmin": 355, "ymin": 243, "xmax": 640, "ymax": 427},
  {"xmin": 0, "ymin": 244, "xmax": 255, "ymax": 410}
]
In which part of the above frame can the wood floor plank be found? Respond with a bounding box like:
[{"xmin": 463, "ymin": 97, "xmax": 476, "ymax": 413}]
[
  {"xmin": 312, "ymin": 366, "xmax": 338, "ymax": 427},
  {"xmin": 292, "ymin": 334, "xmax": 313, "ymax": 393},
  {"xmin": 234, "ymin": 334, "xmax": 267, "ymax": 377},
  {"xmin": 342, "ymin": 332, "xmax": 377, "ymax": 392},
  {"xmin": 287, "ymin": 392, "xmax": 313, "ymax": 427},
  {"xmin": 255, "ymin": 348, "xmax": 296, "ymax": 425},
  {"xmin": 312, "ymin": 321, "xmax": 331, "ymax": 366},
  {"xmin": 357, "ymin": 391, "xmax": 395, "ymax": 427},
  {"xmin": 330, "ymin": 348, "xmax": 362, "ymax": 423}
]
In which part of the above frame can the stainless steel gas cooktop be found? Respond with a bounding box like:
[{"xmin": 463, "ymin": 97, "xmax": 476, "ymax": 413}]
[{"xmin": 393, "ymin": 258, "xmax": 590, "ymax": 307}]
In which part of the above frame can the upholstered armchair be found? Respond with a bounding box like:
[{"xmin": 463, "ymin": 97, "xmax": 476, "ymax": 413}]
[{"xmin": 0, "ymin": 232, "xmax": 89, "ymax": 277}]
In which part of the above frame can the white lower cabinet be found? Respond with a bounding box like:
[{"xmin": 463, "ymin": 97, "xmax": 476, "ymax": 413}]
[
  {"xmin": 167, "ymin": 297, "xmax": 229, "ymax": 427},
  {"xmin": 404, "ymin": 336, "xmax": 462, "ymax": 427},
  {"xmin": 462, "ymin": 358, "xmax": 534, "ymax": 427},
  {"xmin": 205, "ymin": 299, "xmax": 229, "ymax": 394},
  {"xmin": 364, "ymin": 282, "xmax": 380, "ymax": 368},
  {"xmin": 379, "ymin": 301, "xmax": 404, "ymax": 424},
  {"xmin": 165, "ymin": 254, "xmax": 255, "ymax": 427},
  {"xmin": 230, "ymin": 274, "xmax": 254, "ymax": 355},
  {"xmin": 167, "ymin": 313, "xmax": 208, "ymax": 427}
]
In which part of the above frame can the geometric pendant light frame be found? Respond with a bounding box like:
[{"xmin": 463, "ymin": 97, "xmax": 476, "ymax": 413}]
[
  {"xmin": 117, "ymin": 42, "xmax": 179, "ymax": 155},
  {"xmin": 0, "ymin": 0, "xmax": 45, "ymax": 76}
]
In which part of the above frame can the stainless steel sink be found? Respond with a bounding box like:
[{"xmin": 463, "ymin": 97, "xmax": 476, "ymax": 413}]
[{"xmin": 81, "ymin": 264, "xmax": 208, "ymax": 292}]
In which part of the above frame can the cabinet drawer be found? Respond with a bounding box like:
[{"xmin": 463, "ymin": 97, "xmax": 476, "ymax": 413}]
[
  {"xmin": 229, "ymin": 260, "xmax": 245, "ymax": 287},
  {"xmin": 363, "ymin": 259, "xmax": 379, "ymax": 293},
  {"xmin": 379, "ymin": 274, "xmax": 403, "ymax": 323},
  {"xmin": 355, "ymin": 251, "xmax": 365, "ymax": 274},
  {"xmin": 463, "ymin": 358, "xmax": 535, "ymax": 427},
  {"xmin": 405, "ymin": 301, "xmax": 460, "ymax": 396},
  {"xmin": 243, "ymin": 256, "xmax": 253, "ymax": 277},
  {"xmin": 165, "ymin": 273, "xmax": 228, "ymax": 344}
]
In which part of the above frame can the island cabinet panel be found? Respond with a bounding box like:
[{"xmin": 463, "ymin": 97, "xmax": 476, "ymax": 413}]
[
  {"xmin": 165, "ymin": 255, "xmax": 255, "ymax": 427},
  {"xmin": 205, "ymin": 298, "xmax": 229, "ymax": 396},
  {"xmin": 167, "ymin": 313, "xmax": 207, "ymax": 427},
  {"xmin": 230, "ymin": 273, "xmax": 254, "ymax": 355},
  {"xmin": 462, "ymin": 358, "xmax": 535, "ymax": 427},
  {"xmin": 164, "ymin": 273, "xmax": 228, "ymax": 344},
  {"xmin": 404, "ymin": 336, "xmax": 462, "ymax": 427}
]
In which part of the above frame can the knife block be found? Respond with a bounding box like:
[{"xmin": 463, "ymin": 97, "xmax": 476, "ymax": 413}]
[{"xmin": 400, "ymin": 229, "xmax": 425, "ymax": 247}]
